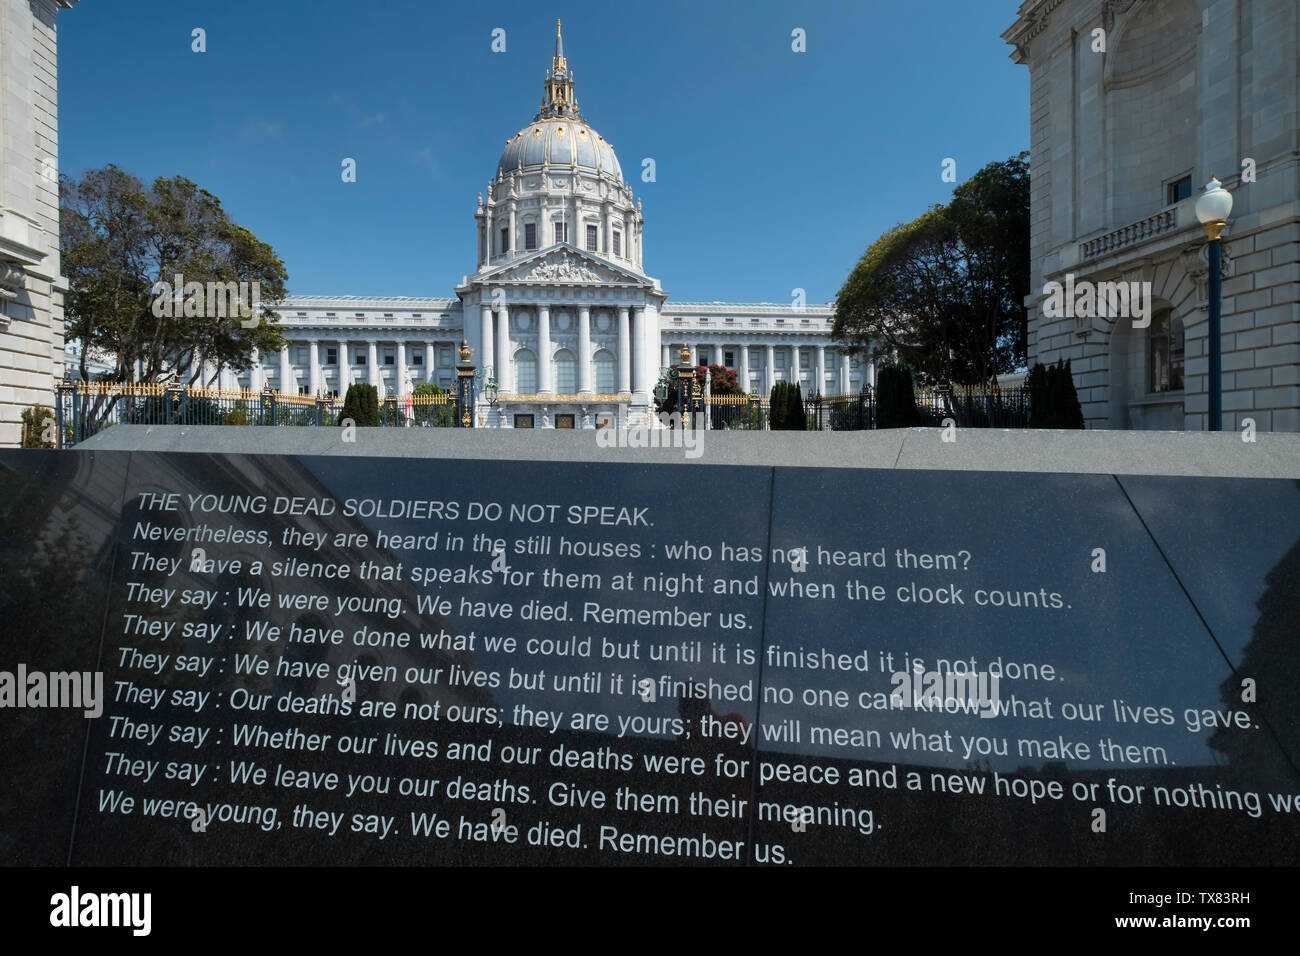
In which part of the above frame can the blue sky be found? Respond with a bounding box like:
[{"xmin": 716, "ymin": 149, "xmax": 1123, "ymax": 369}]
[{"xmin": 59, "ymin": 0, "xmax": 1028, "ymax": 304}]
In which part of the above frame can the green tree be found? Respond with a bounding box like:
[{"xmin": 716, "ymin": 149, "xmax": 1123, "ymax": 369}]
[
  {"xmin": 60, "ymin": 165, "xmax": 289, "ymax": 407},
  {"xmin": 1028, "ymin": 360, "xmax": 1084, "ymax": 429},
  {"xmin": 786, "ymin": 381, "xmax": 806, "ymax": 430},
  {"xmin": 876, "ymin": 364, "xmax": 919, "ymax": 428},
  {"xmin": 768, "ymin": 382, "xmax": 788, "ymax": 430},
  {"xmin": 1027, "ymin": 362, "xmax": 1050, "ymax": 428},
  {"xmin": 833, "ymin": 153, "xmax": 1029, "ymax": 385},
  {"xmin": 340, "ymin": 383, "xmax": 380, "ymax": 427}
]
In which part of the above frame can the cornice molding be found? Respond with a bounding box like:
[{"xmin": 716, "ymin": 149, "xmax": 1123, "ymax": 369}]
[{"xmin": 1002, "ymin": 0, "xmax": 1069, "ymax": 64}]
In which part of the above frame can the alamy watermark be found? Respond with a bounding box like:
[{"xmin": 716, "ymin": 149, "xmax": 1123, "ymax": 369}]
[
  {"xmin": 151, "ymin": 274, "xmax": 261, "ymax": 327},
  {"xmin": 890, "ymin": 662, "xmax": 1000, "ymax": 718},
  {"xmin": 0, "ymin": 664, "xmax": 102, "ymax": 718},
  {"xmin": 1041, "ymin": 274, "xmax": 1152, "ymax": 328},
  {"xmin": 595, "ymin": 412, "xmax": 704, "ymax": 459}
]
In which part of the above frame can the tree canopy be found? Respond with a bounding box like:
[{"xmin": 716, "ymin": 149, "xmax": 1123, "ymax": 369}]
[
  {"xmin": 60, "ymin": 164, "xmax": 288, "ymax": 386},
  {"xmin": 832, "ymin": 153, "xmax": 1030, "ymax": 385}
]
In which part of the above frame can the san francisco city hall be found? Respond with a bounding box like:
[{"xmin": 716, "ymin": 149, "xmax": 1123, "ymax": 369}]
[{"xmin": 225, "ymin": 25, "xmax": 865, "ymax": 428}]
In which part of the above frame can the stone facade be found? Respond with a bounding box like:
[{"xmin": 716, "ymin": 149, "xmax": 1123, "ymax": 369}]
[
  {"xmin": 0, "ymin": 0, "xmax": 76, "ymax": 447},
  {"xmin": 1004, "ymin": 0, "xmax": 1300, "ymax": 431}
]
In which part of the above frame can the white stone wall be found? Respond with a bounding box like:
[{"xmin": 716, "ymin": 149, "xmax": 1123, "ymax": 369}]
[
  {"xmin": 1005, "ymin": 0, "xmax": 1300, "ymax": 431},
  {"xmin": 0, "ymin": 0, "xmax": 73, "ymax": 447}
]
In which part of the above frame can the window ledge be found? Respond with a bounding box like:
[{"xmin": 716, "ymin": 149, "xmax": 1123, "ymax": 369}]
[{"xmin": 1127, "ymin": 393, "xmax": 1184, "ymax": 408}]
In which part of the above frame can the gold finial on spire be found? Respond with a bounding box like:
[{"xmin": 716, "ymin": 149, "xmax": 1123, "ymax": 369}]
[{"xmin": 540, "ymin": 20, "xmax": 576, "ymax": 117}]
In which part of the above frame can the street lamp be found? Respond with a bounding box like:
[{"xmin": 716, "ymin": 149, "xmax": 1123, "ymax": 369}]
[
  {"xmin": 1195, "ymin": 176, "xmax": 1234, "ymax": 431},
  {"xmin": 482, "ymin": 366, "xmax": 499, "ymax": 407}
]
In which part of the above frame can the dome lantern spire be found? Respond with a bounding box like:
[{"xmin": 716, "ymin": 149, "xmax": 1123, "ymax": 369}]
[{"xmin": 538, "ymin": 20, "xmax": 578, "ymax": 119}]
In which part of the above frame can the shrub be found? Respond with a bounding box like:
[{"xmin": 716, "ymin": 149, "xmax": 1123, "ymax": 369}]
[
  {"xmin": 21, "ymin": 405, "xmax": 55, "ymax": 448},
  {"xmin": 340, "ymin": 383, "xmax": 380, "ymax": 427},
  {"xmin": 875, "ymin": 364, "xmax": 919, "ymax": 428}
]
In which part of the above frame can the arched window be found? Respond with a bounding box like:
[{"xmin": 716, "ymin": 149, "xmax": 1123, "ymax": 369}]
[
  {"xmin": 554, "ymin": 349, "xmax": 576, "ymax": 393},
  {"xmin": 593, "ymin": 350, "xmax": 616, "ymax": 392},
  {"xmin": 515, "ymin": 349, "xmax": 537, "ymax": 394},
  {"xmin": 1148, "ymin": 309, "xmax": 1184, "ymax": 393}
]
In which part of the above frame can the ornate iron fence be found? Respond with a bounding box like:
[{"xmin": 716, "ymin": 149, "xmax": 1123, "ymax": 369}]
[{"xmin": 55, "ymin": 382, "xmax": 455, "ymax": 446}]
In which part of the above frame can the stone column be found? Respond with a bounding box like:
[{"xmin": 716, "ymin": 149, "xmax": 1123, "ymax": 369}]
[
  {"xmin": 249, "ymin": 348, "xmax": 261, "ymax": 391},
  {"xmin": 661, "ymin": 343, "xmax": 669, "ymax": 368},
  {"xmin": 840, "ymin": 351, "xmax": 850, "ymax": 393},
  {"xmin": 538, "ymin": 305, "xmax": 553, "ymax": 395},
  {"xmin": 603, "ymin": 203, "xmax": 612, "ymax": 255},
  {"xmin": 868, "ymin": 359, "xmax": 877, "ymax": 388},
  {"xmin": 791, "ymin": 344, "xmax": 801, "ymax": 387},
  {"xmin": 480, "ymin": 305, "xmax": 494, "ymax": 377},
  {"xmin": 397, "ymin": 342, "xmax": 408, "ymax": 395},
  {"xmin": 497, "ymin": 308, "xmax": 512, "ymax": 392},
  {"xmin": 423, "ymin": 343, "xmax": 434, "ymax": 382},
  {"xmin": 577, "ymin": 304, "xmax": 592, "ymax": 394},
  {"xmin": 618, "ymin": 307, "xmax": 631, "ymax": 393},
  {"xmin": 279, "ymin": 343, "xmax": 293, "ymax": 395},
  {"xmin": 629, "ymin": 306, "xmax": 643, "ymax": 395},
  {"xmin": 714, "ymin": 343, "xmax": 725, "ymax": 369},
  {"xmin": 309, "ymin": 339, "xmax": 321, "ymax": 395},
  {"xmin": 508, "ymin": 201, "xmax": 517, "ymax": 256},
  {"xmin": 741, "ymin": 345, "xmax": 751, "ymax": 393},
  {"xmin": 368, "ymin": 340, "xmax": 380, "ymax": 389},
  {"xmin": 817, "ymin": 345, "xmax": 826, "ymax": 395},
  {"xmin": 338, "ymin": 341, "xmax": 350, "ymax": 391},
  {"xmin": 485, "ymin": 206, "xmax": 494, "ymax": 264},
  {"xmin": 766, "ymin": 343, "xmax": 775, "ymax": 393}
]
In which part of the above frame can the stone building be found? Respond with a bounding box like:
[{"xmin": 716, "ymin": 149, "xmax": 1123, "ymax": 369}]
[
  {"xmin": 232, "ymin": 23, "xmax": 867, "ymax": 427},
  {"xmin": 1004, "ymin": 0, "xmax": 1299, "ymax": 430},
  {"xmin": 0, "ymin": 0, "xmax": 77, "ymax": 446}
]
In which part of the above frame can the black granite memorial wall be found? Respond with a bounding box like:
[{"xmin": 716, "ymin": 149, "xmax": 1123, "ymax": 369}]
[{"xmin": 1, "ymin": 449, "xmax": 1297, "ymax": 866}]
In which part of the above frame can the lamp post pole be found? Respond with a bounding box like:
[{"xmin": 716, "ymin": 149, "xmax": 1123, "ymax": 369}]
[{"xmin": 1195, "ymin": 176, "xmax": 1234, "ymax": 432}]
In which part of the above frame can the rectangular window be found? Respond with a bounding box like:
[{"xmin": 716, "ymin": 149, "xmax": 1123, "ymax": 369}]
[
  {"xmin": 439, "ymin": 345, "xmax": 452, "ymax": 366},
  {"xmin": 501, "ymin": 228, "xmax": 510, "ymax": 253},
  {"xmin": 554, "ymin": 222, "xmax": 568, "ymax": 244},
  {"xmin": 326, "ymin": 347, "xmax": 337, "ymax": 365},
  {"xmin": 613, "ymin": 232, "xmax": 622, "ymax": 256},
  {"xmin": 355, "ymin": 353, "xmax": 365, "ymax": 365},
  {"xmin": 1166, "ymin": 176, "xmax": 1192, "ymax": 206},
  {"xmin": 799, "ymin": 352, "xmax": 811, "ymax": 369},
  {"xmin": 514, "ymin": 414, "xmax": 535, "ymax": 429},
  {"xmin": 554, "ymin": 414, "xmax": 575, "ymax": 429},
  {"xmin": 1149, "ymin": 310, "xmax": 1185, "ymax": 392},
  {"xmin": 525, "ymin": 223, "xmax": 537, "ymax": 249},
  {"xmin": 412, "ymin": 353, "xmax": 423, "ymax": 366},
  {"xmin": 299, "ymin": 386, "xmax": 309, "ymax": 396},
  {"xmin": 384, "ymin": 354, "xmax": 395, "ymax": 366},
  {"xmin": 724, "ymin": 351, "xmax": 735, "ymax": 368},
  {"xmin": 586, "ymin": 224, "xmax": 598, "ymax": 251}
]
